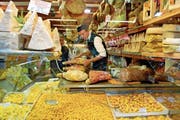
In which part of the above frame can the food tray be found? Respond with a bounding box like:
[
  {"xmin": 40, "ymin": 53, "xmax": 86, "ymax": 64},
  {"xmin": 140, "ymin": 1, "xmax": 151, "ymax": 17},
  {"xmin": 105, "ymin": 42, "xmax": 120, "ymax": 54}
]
[
  {"xmin": 152, "ymin": 94, "xmax": 180, "ymax": 115},
  {"xmin": 0, "ymin": 103, "xmax": 32, "ymax": 120},
  {"xmin": 3, "ymin": 92, "xmax": 25, "ymax": 104},
  {"xmin": 106, "ymin": 93, "xmax": 169, "ymax": 118}
]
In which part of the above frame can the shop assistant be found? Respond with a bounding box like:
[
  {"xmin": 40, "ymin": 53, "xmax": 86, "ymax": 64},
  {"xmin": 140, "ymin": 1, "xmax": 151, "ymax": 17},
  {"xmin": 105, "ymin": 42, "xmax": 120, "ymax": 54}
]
[{"xmin": 76, "ymin": 24, "xmax": 108, "ymax": 71}]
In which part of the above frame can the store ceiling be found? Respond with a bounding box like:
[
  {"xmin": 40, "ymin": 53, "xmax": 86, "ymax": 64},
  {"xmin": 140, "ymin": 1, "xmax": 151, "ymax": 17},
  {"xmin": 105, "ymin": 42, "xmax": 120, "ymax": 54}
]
[{"xmin": 0, "ymin": 0, "xmax": 103, "ymax": 31}]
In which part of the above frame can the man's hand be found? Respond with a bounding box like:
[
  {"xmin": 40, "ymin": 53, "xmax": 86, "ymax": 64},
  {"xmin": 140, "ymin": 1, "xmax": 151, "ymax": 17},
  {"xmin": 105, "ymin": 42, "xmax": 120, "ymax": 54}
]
[{"xmin": 83, "ymin": 59, "xmax": 91, "ymax": 67}]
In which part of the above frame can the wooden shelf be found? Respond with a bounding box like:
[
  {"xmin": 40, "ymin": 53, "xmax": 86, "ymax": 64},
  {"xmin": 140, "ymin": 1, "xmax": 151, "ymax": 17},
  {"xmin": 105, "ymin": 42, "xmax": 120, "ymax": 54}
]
[
  {"xmin": 126, "ymin": 26, "xmax": 147, "ymax": 35},
  {"xmin": 120, "ymin": 8, "xmax": 180, "ymax": 36},
  {"xmin": 142, "ymin": 52, "xmax": 180, "ymax": 60},
  {"xmin": 108, "ymin": 51, "xmax": 165, "ymax": 62},
  {"xmin": 143, "ymin": 7, "xmax": 180, "ymax": 26}
]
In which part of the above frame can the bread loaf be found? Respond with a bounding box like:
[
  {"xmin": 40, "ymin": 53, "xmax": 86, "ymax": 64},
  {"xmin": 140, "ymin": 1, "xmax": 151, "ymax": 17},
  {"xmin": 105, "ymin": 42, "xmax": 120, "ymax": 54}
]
[
  {"xmin": 85, "ymin": 70, "xmax": 111, "ymax": 84},
  {"xmin": 63, "ymin": 70, "xmax": 88, "ymax": 81},
  {"xmin": 119, "ymin": 68, "xmax": 152, "ymax": 82}
]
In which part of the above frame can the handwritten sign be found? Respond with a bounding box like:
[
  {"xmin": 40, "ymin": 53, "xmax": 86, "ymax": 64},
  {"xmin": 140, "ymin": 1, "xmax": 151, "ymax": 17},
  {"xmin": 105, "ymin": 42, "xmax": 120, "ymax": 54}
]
[{"xmin": 28, "ymin": 0, "xmax": 51, "ymax": 15}]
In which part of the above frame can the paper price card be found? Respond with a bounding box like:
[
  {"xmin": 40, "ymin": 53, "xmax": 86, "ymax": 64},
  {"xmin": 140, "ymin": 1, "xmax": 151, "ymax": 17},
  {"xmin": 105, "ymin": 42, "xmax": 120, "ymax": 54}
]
[{"xmin": 28, "ymin": 0, "xmax": 51, "ymax": 15}]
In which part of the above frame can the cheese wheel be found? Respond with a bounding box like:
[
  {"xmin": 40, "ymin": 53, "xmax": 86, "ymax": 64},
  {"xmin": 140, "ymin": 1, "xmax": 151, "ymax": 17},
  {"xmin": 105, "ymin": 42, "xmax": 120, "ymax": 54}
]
[
  {"xmin": 146, "ymin": 27, "xmax": 163, "ymax": 34},
  {"xmin": 163, "ymin": 38, "xmax": 180, "ymax": 45}
]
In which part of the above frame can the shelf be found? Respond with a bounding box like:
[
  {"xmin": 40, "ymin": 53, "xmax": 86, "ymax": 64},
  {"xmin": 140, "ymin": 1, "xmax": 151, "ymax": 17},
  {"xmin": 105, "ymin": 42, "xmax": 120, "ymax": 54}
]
[
  {"xmin": 126, "ymin": 26, "xmax": 147, "ymax": 35},
  {"xmin": 118, "ymin": 8, "xmax": 180, "ymax": 36},
  {"xmin": 108, "ymin": 51, "xmax": 165, "ymax": 62},
  {"xmin": 58, "ymin": 78, "xmax": 180, "ymax": 90},
  {"xmin": 142, "ymin": 52, "xmax": 180, "ymax": 60},
  {"xmin": 0, "ymin": 49, "xmax": 54, "ymax": 57},
  {"xmin": 143, "ymin": 7, "xmax": 180, "ymax": 26}
]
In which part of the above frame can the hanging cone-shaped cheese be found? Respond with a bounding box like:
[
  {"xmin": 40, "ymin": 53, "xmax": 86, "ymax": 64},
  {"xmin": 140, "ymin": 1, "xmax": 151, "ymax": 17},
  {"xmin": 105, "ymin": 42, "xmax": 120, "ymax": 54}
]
[
  {"xmin": 52, "ymin": 27, "xmax": 61, "ymax": 52},
  {"xmin": 28, "ymin": 17, "xmax": 54, "ymax": 50},
  {"xmin": 24, "ymin": 11, "xmax": 33, "ymax": 22},
  {"xmin": 0, "ymin": 8, "xmax": 4, "ymax": 21},
  {"xmin": 43, "ymin": 19, "xmax": 52, "ymax": 37},
  {"xmin": 0, "ymin": 1, "xmax": 19, "ymax": 32},
  {"xmin": 20, "ymin": 12, "xmax": 38, "ymax": 36}
]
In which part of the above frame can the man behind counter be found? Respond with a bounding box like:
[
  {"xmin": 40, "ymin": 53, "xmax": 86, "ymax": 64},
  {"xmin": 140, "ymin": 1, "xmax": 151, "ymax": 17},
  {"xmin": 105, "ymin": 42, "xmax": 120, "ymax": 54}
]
[{"xmin": 75, "ymin": 24, "xmax": 108, "ymax": 71}]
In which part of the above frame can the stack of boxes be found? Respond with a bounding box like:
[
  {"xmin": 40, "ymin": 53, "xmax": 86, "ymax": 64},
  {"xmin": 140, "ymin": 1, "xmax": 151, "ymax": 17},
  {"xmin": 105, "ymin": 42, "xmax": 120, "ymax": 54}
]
[{"xmin": 162, "ymin": 24, "xmax": 180, "ymax": 53}]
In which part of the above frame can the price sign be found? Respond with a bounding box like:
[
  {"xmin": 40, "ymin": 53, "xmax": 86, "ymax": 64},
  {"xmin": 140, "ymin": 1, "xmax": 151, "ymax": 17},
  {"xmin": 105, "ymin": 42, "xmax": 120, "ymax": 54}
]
[
  {"xmin": 139, "ymin": 107, "xmax": 147, "ymax": 113},
  {"xmin": 28, "ymin": 0, "xmax": 51, "ymax": 15}
]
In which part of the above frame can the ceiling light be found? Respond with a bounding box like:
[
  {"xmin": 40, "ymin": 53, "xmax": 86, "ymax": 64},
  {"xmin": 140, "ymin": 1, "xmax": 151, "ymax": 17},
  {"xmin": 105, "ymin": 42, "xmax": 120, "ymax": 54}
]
[{"xmin": 84, "ymin": 8, "xmax": 91, "ymax": 14}]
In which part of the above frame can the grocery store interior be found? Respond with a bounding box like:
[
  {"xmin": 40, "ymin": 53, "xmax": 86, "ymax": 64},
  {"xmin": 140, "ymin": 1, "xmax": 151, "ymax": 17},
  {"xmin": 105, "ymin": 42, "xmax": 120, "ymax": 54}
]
[{"xmin": 0, "ymin": 0, "xmax": 180, "ymax": 119}]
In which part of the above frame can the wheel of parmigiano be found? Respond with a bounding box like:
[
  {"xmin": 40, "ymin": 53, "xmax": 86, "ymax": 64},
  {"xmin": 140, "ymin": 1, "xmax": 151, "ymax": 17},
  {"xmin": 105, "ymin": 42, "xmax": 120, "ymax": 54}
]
[{"xmin": 65, "ymin": 0, "xmax": 86, "ymax": 14}]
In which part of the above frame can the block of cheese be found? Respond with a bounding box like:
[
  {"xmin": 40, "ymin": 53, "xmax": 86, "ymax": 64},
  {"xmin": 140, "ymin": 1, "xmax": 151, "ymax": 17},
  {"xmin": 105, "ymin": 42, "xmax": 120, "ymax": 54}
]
[
  {"xmin": 145, "ymin": 34, "xmax": 163, "ymax": 42},
  {"xmin": 20, "ymin": 12, "xmax": 38, "ymax": 36},
  {"xmin": 163, "ymin": 38, "xmax": 180, "ymax": 45},
  {"xmin": 0, "ymin": 1, "xmax": 19, "ymax": 32},
  {"xmin": 163, "ymin": 24, "xmax": 180, "ymax": 32},
  {"xmin": 146, "ymin": 27, "xmax": 163, "ymax": 34},
  {"xmin": 65, "ymin": 0, "xmax": 86, "ymax": 14},
  {"xmin": 24, "ymin": 11, "xmax": 33, "ymax": 22},
  {"xmin": 52, "ymin": 27, "xmax": 61, "ymax": 52},
  {"xmin": 28, "ymin": 17, "xmax": 54, "ymax": 50},
  {"xmin": 0, "ymin": 32, "xmax": 19, "ymax": 50},
  {"xmin": 163, "ymin": 45, "xmax": 180, "ymax": 53},
  {"xmin": 163, "ymin": 32, "xmax": 180, "ymax": 38},
  {"xmin": 43, "ymin": 19, "xmax": 52, "ymax": 37},
  {"xmin": 0, "ymin": 8, "xmax": 4, "ymax": 20}
]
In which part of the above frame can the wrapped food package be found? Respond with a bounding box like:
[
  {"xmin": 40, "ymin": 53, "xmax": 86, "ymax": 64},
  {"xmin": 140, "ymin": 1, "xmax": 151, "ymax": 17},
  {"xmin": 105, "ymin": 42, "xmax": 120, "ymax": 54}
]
[
  {"xmin": 28, "ymin": 17, "xmax": 54, "ymax": 50},
  {"xmin": 119, "ymin": 67, "xmax": 153, "ymax": 82},
  {"xmin": 0, "ymin": 8, "xmax": 4, "ymax": 20},
  {"xmin": 146, "ymin": 27, "xmax": 163, "ymax": 35},
  {"xmin": 142, "ymin": 41, "xmax": 163, "ymax": 52},
  {"xmin": 163, "ymin": 24, "xmax": 180, "ymax": 32},
  {"xmin": 63, "ymin": 70, "xmax": 88, "ymax": 81},
  {"xmin": 20, "ymin": 12, "xmax": 38, "ymax": 36},
  {"xmin": 166, "ymin": 61, "xmax": 180, "ymax": 80},
  {"xmin": 0, "ymin": 1, "xmax": 19, "ymax": 32},
  {"xmin": 0, "ymin": 32, "xmax": 19, "ymax": 49},
  {"xmin": 145, "ymin": 34, "xmax": 163, "ymax": 43},
  {"xmin": 163, "ymin": 38, "xmax": 180, "ymax": 45},
  {"xmin": 85, "ymin": 70, "xmax": 111, "ymax": 84},
  {"xmin": 163, "ymin": 32, "xmax": 180, "ymax": 38},
  {"xmin": 163, "ymin": 44, "xmax": 180, "ymax": 53},
  {"xmin": 51, "ymin": 27, "xmax": 61, "ymax": 52},
  {"xmin": 65, "ymin": 0, "xmax": 86, "ymax": 14}
]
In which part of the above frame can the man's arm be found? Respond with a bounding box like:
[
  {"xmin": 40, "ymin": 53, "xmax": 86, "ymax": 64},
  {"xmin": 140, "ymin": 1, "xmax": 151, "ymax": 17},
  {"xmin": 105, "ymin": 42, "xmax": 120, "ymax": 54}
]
[
  {"xmin": 74, "ymin": 51, "xmax": 91, "ymax": 58},
  {"xmin": 83, "ymin": 55, "xmax": 104, "ymax": 67}
]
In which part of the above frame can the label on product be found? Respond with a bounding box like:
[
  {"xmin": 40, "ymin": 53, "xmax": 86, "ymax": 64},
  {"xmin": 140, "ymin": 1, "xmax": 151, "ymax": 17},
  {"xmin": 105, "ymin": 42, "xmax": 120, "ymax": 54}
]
[
  {"xmin": 105, "ymin": 15, "xmax": 111, "ymax": 22},
  {"xmin": 156, "ymin": 97, "xmax": 165, "ymax": 103},
  {"xmin": 167, "ymin": 97, "xmax": 175, "ymax": 103},
  {"xmin": 139, "ymin": 108, "xmax": 147, "ymax": 113},
  {"xmin": 28, "ymin": 0, "xmax": 51, "ymax": 15}
]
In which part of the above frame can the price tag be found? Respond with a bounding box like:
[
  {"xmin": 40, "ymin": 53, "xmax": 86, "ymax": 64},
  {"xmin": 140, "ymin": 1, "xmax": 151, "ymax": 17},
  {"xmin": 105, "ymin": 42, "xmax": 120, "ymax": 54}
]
[
  {"xmin": 28, "ymin": 0, "xmax": 51, "ymax": 15},
  {"xmin": 156, "ymin": 97, "xmax": 165, "ymax": 103},
  {"xmin": 167, "ymin": 97, "xmax": 175, "ymax": 103},
  {"xmin": 139, "ymin": 107, "xmax": 147, "ymax": 113},
  {"xmin": 105, "ymin": 15, "xmax": 111, "ymax": 22}
]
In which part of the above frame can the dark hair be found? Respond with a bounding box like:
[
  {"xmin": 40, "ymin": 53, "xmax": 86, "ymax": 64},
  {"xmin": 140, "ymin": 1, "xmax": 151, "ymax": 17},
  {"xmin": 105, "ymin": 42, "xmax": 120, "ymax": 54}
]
[{"xmin": 77, "ymin": 24, "xmax": 88, "ymax": 32}]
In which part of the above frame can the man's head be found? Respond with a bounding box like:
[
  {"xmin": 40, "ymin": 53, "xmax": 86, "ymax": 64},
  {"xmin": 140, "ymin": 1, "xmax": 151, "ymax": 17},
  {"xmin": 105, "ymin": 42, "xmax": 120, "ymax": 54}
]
[{"xmin": 77, "ymin": 24, "xmax": 89, "ymax": 40}]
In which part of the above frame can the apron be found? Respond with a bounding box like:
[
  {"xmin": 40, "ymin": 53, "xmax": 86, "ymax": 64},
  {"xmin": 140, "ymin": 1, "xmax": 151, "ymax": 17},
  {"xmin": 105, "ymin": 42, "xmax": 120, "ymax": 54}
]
[{"xmin": 87, "ymin": 32, "xmax": 108, "ymax": 71}]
